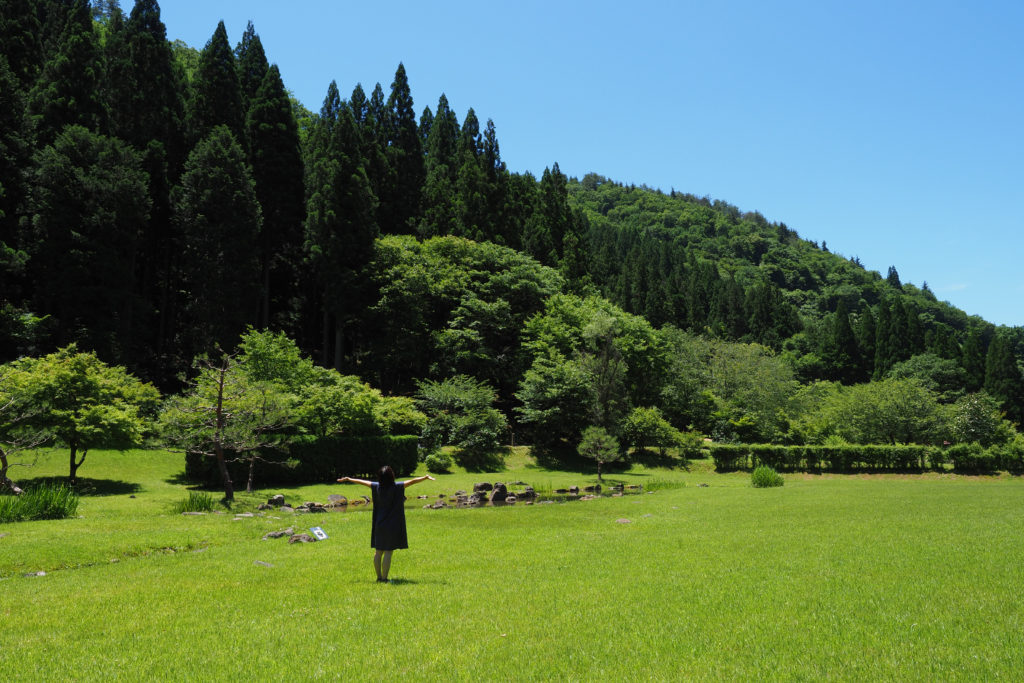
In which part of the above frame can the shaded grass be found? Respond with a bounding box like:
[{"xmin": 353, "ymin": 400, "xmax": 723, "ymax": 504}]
[{"xmin": 2, "ymin": 449, "xmax": 1024, "ymax": 680}]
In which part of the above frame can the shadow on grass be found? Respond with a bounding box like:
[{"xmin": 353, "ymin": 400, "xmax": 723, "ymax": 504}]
[{"xmin": 16, "ymin": 476, "xmax": 142, "ymax": 497}]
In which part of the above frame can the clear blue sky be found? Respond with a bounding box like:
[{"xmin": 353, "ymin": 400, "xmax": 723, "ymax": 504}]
[{"xmin": 158, "ymin": 0, "xmax": 1024, "ymax": 327}]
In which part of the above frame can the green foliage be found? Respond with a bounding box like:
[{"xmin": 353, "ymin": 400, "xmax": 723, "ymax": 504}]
[
  {"xmin": 169, "ymin": 490, "xmax": 215, "ymax": 514},
  {"xmin": 751, "ymin": 465, "xmax": 784, "ymax": 488},
  {"xmin": 950, "ymin": 393, "xmax": 1016, "ymax": 447},
  {"xmin": 0, "ymin": 482, "xmax": 79, "ymax": 523},
  {"xmin": 712, "ymin": 443, "xmax": 938, "ymax": 473},
  {"xmin": 416, "ymin": 375, "xmax": 507, "ymax": 470},
  {"xmin": 424, "ymin": 451, "xmax": 453, "ymax": 474},
  {"xmin": 577, "ymin": 425, "xmax": 621, "ymax": 480},
  {"xmin": 621, "ymin": 406, "xmax": 686, "ymax": 456},
  {"xmin": 6, "ymin": 345, "xmax": 159, "ymax": 483}
]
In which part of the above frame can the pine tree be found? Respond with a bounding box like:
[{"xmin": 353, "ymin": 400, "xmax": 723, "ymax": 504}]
[
  {"xmin": 27, "ymin": 125, "xmax": 151, "ymax": 362},
  {"xmin": 381, "ymin": 63, "xmax": 423, "ymax": 234},
  {"xmin": 961, "ymin": 326, "xmax": 989, "ymax": 392},
  {"xmin": 304, "ymin": 105, "xmax": 378, "ymax": 369},
  {"xmin": 984, "ymin": 332, "xmax": 1023, "ymax": 424},
  {"xmin": 187, "ymin": 21, "xmax": 243, "ymax": 144},
  {"xmin": 855, "ymin": 305, "xmax": 877, "ymax": 378},
  {"xmin": 173, "ymin": 125, "xmax": 262, "ymax": 360},
  {"xmin": 419, "ymin": 94, "xmax": 460, "ymax": 236},
  {"xmin": 234, "ymin": 21, "xmax": 268, "ymax": 114},
  {"xmin": 245, "ymin": 64, "xmax": 304, "ymax": 330},
  {"xmin": 28, "ymin": 0, "xmax": 106, "ymax": 144},
  {"xmin": 823, "ymin": 300, "xmax": 862, "ymax": 383},
  {"xmin": 886, "ymin": 265, "xmax": 902, "ymax": 289},
  {"xmin": 0, "ymin": 0, "xmax": 43, "ymax": 89}
]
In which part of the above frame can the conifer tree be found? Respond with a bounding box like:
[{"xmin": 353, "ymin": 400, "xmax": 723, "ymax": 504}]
[
  {"xmin": 188, "ymin": 21, "xmax": 243, "ymax": 144},
  {"xmin": 27, "ymin": 126, "xmax": 150, "ymax": 361},
  {"xmin": 173, "ymin": 125, "xmax": 262, "ymax": 360},
  {"xmin": 304, "ymin": 105, "xmax": 378, "ymax": 369},
  {"xmin": 822, "ymin": 300, "xmax": 862, "ymax": 383},
  {"xmin": 234, "ymin": 21, "xmax": 268, "ymax": 114},
  {"xmin": 381, "ymin": 63, "xmax": 423, "ymax": 234},
  {"xmin": 961, "ymin": 326, "xmax": 989, "ymax": 392},
  {"xmin": 0, "ymin": 0, "xmax": 43, "ymax": 89},
  {"xmin": 855, "ymin": 305, "xmax": 877, "ymax": 378},
  {"xmin": 245, "ymin": 64, "xmax": 304, "ymax": 330},
  {"xmin": 983, "ymin": 332, "xmax": 1023, "ymax": 423},
  {"xmin": 420, "ymin": 94, "xmax": 460, "ymax": 236},
  {"xmin": 28, "ymin": 0, "xmax": 106, "ymax": 144}
]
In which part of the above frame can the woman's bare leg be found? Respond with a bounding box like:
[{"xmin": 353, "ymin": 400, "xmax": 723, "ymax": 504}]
[
  {"xmin": 374, "ymin": 550, "xmax": 384, "ymax": 580},
  {"xmin": 380, "ymin": 550, "xmax": 393, "ymax": 581}
]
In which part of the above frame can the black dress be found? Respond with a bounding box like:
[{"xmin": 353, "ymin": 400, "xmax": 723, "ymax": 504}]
[{"xmin": 370, "ymin": 481, "xmax": 408, "ymax": 550}]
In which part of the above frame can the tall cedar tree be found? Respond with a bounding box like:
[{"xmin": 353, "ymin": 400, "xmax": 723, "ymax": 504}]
[
  {"xmin": 28, "ymin": 0, "xmax": 105, "ymax": 144},
  {"xmin": 382, "ymin": 63, "xmax": 424, "ymax": 234},
  {"xmin": 187, "ymin": 21, "xmax": 243, "ymax": 145},
  {"xmin": 118, "ymin": 0, "xmax": 187, "ymax": 370},
  {"xmin": 0, "ymin": 54, "xmax": 31, "ymax": 290},
  {"xmin": 420, "ymin": 94, "xmax": 460, "ymax": 236},
  {"xmin": 234, "ymin": 21, "xmax": 268, "ymax": 116},
  {"xmin": 0, "ymin": 0, "xmax": 43, "ymax": 88},
  {"xmin": 823, "ymin": 300, "xmax": 863, "ymax": 383},
  {"xmin": 27, "ymin": 126, "xmax": 150, "ymax": 362},
  {"xmin": 961, "ymin": 326, "xmax": 989, "ymax": 392},
  {"xmin": 245, "ymin": 64, "xmax": 305, "ymax": 330},
  {"xmin": 304, "ymin": 105, "xmax": 378, "ymax": 370},
  {"xmin": 172, "ymin": 125, "xmax": 262, "ymax": 361},
  {"xmin": 984, "ymin": 332, "xmax": 1023, "ymax": 423},
  {"xmin": 455, "ymin": 107, "xmax": 488, "ymax": 240}
]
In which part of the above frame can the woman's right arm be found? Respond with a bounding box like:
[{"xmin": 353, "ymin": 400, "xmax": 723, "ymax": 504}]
[{"xmin": 336, "ymin": 476, "xmax": 373, "ymax": 487}]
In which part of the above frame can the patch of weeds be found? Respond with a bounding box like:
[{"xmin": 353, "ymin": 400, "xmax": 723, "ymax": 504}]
[
  {"xmin": 169, "ymin": 491, "xmax": 216, "ymax": 514},
  {"xmin": 0, "ymin": 483, "xmax": 79, "ymax": 523},
  {"xmin": 751, "ymin": 465, "xmax": 784, "ymax": 488}
]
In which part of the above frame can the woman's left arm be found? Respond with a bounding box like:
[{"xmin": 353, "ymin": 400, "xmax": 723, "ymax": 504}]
[{"xmin": 403, "ymin": 475, "xmax": 436, "ymax": 488}]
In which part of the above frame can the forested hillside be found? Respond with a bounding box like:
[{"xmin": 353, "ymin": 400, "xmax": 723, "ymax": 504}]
[{"xmin": 2, "ymin": 0, "xmax": 1022, "ymax": 454}]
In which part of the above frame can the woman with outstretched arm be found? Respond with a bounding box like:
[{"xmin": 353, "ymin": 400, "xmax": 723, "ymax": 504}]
[{"xmin": 337, "ymin": 466, "xmax": 434, "ymax": 583}]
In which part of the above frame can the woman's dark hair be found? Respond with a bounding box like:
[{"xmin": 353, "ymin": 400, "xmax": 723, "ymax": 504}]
[{"xmin": 378, "ymin": 465, "xmax": 396, "ymax": 488}]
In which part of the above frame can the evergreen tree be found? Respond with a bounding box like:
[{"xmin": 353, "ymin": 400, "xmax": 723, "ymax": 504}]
[
  {"xmin": 855, "ymin": 305, "xmax": 877, "ymax": 379},
  {"xmin": 234, "ymin": 21, "xmax": 268, "ymax": 114},
  {"xmin": 381, "ymin": 63, "xmax": 423, "ymax": 234},
  {"xmin": 27, "ymin": 125, "xmax": 151, "ymax": 362},
  {"xmin": 984, "ymin": 332, "xmax": 1023, "ymax": 424},
  {"xmin": 303, "ymin": 106, "xmax": 378, "ymax": 369},
  {"xmin": 0, "ymin": 54, "xmax": 31, "ymax": 299},
  {"xmin": 187, "ymin": 21, "xmax": 243, "ymax": 144},
  {"xmin": 28, "ymin": 0, "xmax": 106, "ymax": 143},
  {"xmin": 245, "ymin": 64, "xmax": 305, "ymax": 330},
  {"xmin": 822, "ymin": 300, "xmax": 862, "ymax": 383},
  {"xmin": 0, "ymin": 0, "xmax": 43, "ymax": 89},
  {"xmin": 419, "ymin": 94, "xmax": 460, "ymax": 236},
  {"xmin": 173, "ymin": 126, "xmax": 262, "ymax": 360},
  {"xmin": 886, "ymin": 265, "xmax": 902, "ymax": 289},
  {"xmin": 961, "ymin": 326, "xmax": 989, "ymax": 392},
  {"xmin": 454, "ymin": 107, "xmax": 487, "ymax": 240}
]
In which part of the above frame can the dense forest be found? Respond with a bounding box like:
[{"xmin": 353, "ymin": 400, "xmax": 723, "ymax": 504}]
[{"xmin": 2, "ymin": 0, "xmax": 1022, "ymax": 464}]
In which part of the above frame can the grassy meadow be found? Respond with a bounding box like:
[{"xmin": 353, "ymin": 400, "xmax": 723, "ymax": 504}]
[{"xmin": 2, "ymin": 448, "xmax": 1024, "ymax": 680}]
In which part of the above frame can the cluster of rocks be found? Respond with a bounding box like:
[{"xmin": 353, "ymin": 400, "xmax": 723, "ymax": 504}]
[
  {"xmin": 255, "ymin": 493, "xmax": 369, "ymax": 514},
  {"xmin": 260, "ymin": 525, "xmax": 318, "ymax": 544},
  {"xmin": 422, "ymin": 482, "xmax": 539, "ymax": 509}
]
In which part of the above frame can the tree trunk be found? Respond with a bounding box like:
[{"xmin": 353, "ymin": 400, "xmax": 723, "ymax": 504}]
[
  {"xmin": 246, "ymin": 454, "xmax": 256, "ymax": 494},
  {"xmin": 68, "ymin": 441, "xmax": 78, "ymax": 486},
  {"xmin": 597, "ymin": 460, "xmax": 604, "ymax": 482},
  {"xmin": 215, "ymin": 444, "xmax": 234, "ymax": 502},
  {"xmin": 0, "ymin": 450, "xmax": 23, "ymax": 495}
]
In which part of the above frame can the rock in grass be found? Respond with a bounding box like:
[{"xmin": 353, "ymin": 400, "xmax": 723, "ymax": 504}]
[
  {"xmin": 254, "ymin": 560, "xmax": 274, "ymax": 568},
  {"xmin": 0, "ymin": 532, "xmax": 9, "ymax": 539},
  {"xmin": 616, "ymin": 518, "xmax": 632, "ymax": 524},
  {"xmin": 262, "ymin": 527, "xmax": 294, "ymax": 540},
  {"xmin": 268, "ymin": 494, "xmax": 285, "ymax": 506},
  {"xmin": 181, "ymin": 511, "xmax": 205, "ymax": 516},
  {"xmin": 288, "ymin": 533, "xmax": 316, "ymax": 544}
]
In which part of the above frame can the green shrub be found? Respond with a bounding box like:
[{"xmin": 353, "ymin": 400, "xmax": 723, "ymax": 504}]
[
  {"xmin": 170, "ymin": 491, "xmax": 216, "ymax": 514},
  {"xmin": 0, "ymin": 483, "xmax": 79, "ymax": 523},
  {"xmin": 948, "ymin": 443, "xmax": 999, "ymax": 473},
  {"xmin": 751, "ymin": 465, "xmax": 784, "ymax": 488},
  {"xmin": 424, "ymin": 451, "xmax": 453, "ymax": 474}
]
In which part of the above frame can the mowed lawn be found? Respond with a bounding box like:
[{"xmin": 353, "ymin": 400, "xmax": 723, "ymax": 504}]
[{"xmin": 2, "ymin": 449, "xmax": 1023, "ymax": 680}]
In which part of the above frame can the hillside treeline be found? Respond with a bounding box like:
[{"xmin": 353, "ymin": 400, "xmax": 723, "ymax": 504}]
[{"xmin": 1, "ymin": 0, "xmax": 1022, "ymax": 440}]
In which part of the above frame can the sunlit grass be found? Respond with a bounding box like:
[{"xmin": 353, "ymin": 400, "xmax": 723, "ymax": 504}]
[{"xmin": 2, "ymin": 449, "xmax": 1023, "ymax": 679}]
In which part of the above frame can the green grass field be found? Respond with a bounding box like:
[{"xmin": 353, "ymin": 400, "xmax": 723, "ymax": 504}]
[{"xmin": 3, "ymin": 449, "xmax": 1023, "ymax": 680}]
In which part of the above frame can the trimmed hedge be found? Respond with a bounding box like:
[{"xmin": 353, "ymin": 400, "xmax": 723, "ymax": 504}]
[
  {"xmin": 184, "ymin": 435, "xmax": 419, "ymax": 487},
  {"xmin": 712, "ymin": 444, "xmax": 935, "ymax": 473},
  {"xmin": 712, "ymin": 442, "xmax": 1024, "ymax": 474}
]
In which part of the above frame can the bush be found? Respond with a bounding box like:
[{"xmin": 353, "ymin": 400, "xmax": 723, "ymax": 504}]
[
  {"xmin": 170, "ymin": 491, "xmax": 216, "ymax": 513},
  {"xmin": 751, "ymin": 465, "xmax": 784, "ymax": 488},
  {"xmin": 424, "ymin": 451, "xmax": 453, "ymax": 474},
  {"xmin": 0, "ymin": 482, "xmax": 79, "ymax": 523},
  {"xmin": 948, "ymin": 442, "xmax": 998, "ymax": 473}
]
